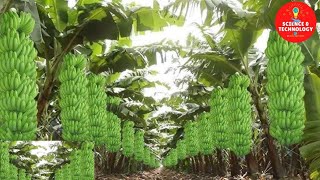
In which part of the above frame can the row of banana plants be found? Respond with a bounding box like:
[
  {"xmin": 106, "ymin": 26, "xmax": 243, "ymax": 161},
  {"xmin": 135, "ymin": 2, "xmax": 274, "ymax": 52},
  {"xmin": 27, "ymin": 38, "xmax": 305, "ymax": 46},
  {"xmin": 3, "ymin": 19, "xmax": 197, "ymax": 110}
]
[{"xmin": 163, "ymin": 31, "xmax": 308, "ymax": 178}]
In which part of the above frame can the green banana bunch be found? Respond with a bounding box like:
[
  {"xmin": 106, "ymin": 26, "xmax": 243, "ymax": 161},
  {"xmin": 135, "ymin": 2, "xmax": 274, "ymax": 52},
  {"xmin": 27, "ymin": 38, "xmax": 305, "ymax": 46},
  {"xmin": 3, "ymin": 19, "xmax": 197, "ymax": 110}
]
[
  {"xmin": 143, "ymin": 147, "xmax": 151, "ymax": 166},
  {"xmin": 0, "ymin": 12, "xmax": 37, "ymax": 141},
  {"xmin": 65, "ymin": 144, "xmax": 94, "ymax": 180},
  {"xmin": 58, "ymin": 53, "xmax": 89, "ymax": 142},
  {"xmin": 106, "ymin": 96, "xmax": 122, "ymax": 106},
  {"xmin": 87, "ymin": 74, "xmax": 108, "ymax": 144},
  {"xmin": 134, "ymin": 129, "xmax": 145, "ymax": 162},
  {"xmin": 163, "ymin": 149, "xmax": 178, "ymax": 167},
  {"xmin": 184, "ymin": 121, "xmax": 200, "ymax": 157},
  {"xmin": 122, "ymin": 121, "xmax": 135, "ymax": 157},
  {"xmin": 18, "ymin": 169, "xmax": 31, "ymax": 180},
  {"xmin": 55, "ymin": 170, "xmax": 63, "ymax": 180},
  {"xmin": 169, "ymin": 149, "xmax": 178, "ymax": 166},
  {"xmin": 176, "ymin": 139, "xmax": 187, "ymax": 160},
  {"xmin": 198, "ymin": 113, "xmax": 213, "ymax": 155},
  {"xmin": 70, "ymin": 150, "xmax": 82, "ymax": 180},
  {"xmin": 210, "ymin": 87, "xmax": 230, "ymax": 149},
  {"xmin": 0, "ymin": 142, "xmax": 10, "ymax": 180},
  {"xmin": 0, "ymin": 11, "xmax": 35, "ymax": 35},
  {"xmin": 105, "ymin": 113, "xmax": 121, "ymax": 152},
  {"xmin": 9, "ymin": 164, "xmax": 18, "ymax": 180},
  {"xmin": 265, "ymin": 31, "xmax": 305, "ymax": 145},
  {"xmin": 150, "ymin": 155, "xmax": 160, "ymax": 168},
  {"xmin": 55, "ymin": 164, "xmax": 71, "ymax": 180},
  {"xmin": 226, "ymin": 73, "xmax": 253, "ymax": 157},
  {"xmin": 80, "ymin": 142, "xmax": 95, "ymax": 180}
]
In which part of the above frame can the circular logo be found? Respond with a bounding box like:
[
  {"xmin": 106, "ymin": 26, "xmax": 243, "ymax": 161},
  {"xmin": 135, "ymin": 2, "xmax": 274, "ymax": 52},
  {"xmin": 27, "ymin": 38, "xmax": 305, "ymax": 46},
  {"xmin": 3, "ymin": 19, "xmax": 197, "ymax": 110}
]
[{"xmin": 275, "ymin": 2, "xmax": 316, "ymax": 43}]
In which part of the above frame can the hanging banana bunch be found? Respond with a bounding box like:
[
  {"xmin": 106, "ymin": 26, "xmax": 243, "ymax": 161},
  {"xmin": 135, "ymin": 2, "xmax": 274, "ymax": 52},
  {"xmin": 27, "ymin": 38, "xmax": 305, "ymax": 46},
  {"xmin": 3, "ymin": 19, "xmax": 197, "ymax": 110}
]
[
  {"xmin": 106, "ymin": 96, "xmax": 121, "ymax": 106},
  {"xmin": 87, "ymin": 74, "xmax": 108, "ymax": 144},
  {"xmin": 134, "ymin": 129, "xmax": 145, "ymax": 162},
  {"xmin": 265, "ymin": 31, "xmax": 305, "ymax": 145},
  {"xmin": 163, "ymin": 149, "xmax": 178, "ymax": 167},
  {"xmin": 80, "ymin": 142, "xmax": 95, "ymax": 180},
  {"xmin": 55, "ymin": 164, "xmax": 71, "ymax": 180},
  {"xmin": 210, "ymin": 87, "xmax": 230, "ymax": 149},
  {"xmin": 18, "ymin": 169, "xmax": 31, "ymax": 180},
  {"xmin": 58, "ymin": 53, "xmax": 89, "ymax": 141},
  {"xmin": 0, "ymin": 142, "xmax": 10, "ymax": 180},
  {"xmin": 70, "ymin": 150, "xmax": 82, "ymax": 180},
  {"xmin": 9, "ymin": 164, "xmax": 18, "ymax": 180},
  {"xmin": 18, "ymin": 169, "xmax": 25, "ymax": 180},
  {"xmin": 63, "ymin": 165, "xmax": 71, "ymax": 180},
  {"xmin": 0, "ymin": 11, "xmax": 35, "ymax": 35},
  {"xmin": 226, "ymin": 73, "xmax": 253, "ymax": 157},
  {"xmin": 146, "ymin": 149, "xmax": 159, "ymax": 168},
  {"xmin": 57, "ymin": 145, "xmax": 94, "ymax": 180},
  {"xmin": 184, "ymin": 121, "xmax": 200, "ymax": 157},
  {"xmin": 163, "ymin": 156, "xmax": 169, "ymax": 167},
  {"xmin": 143, "ymin": 147, "xmax": 151, "ymax": 166},
  {"xmin": 55, "ymin": 169, "xmax": 63, "ymax": 180},
  {"xmin": 0, "ymin": 11, "xmax": 38, "ymax": 141},
  {"xmin": 151, "ymin": 155, "xmax": 160, "ymax": 168},
  {"xmin": 149, "ymin": 155, "xmax": 159, "ymax": 168},
  {"xmin": 105, "ymin": 113, "xmax": 121, "ymax": 152},
  {"xmin": 198, "ymin": 113, "xmax": 213, "ymax": 155},
  {"xmin": 122, "ymin": 121, "xmax": 135, "ymax": 157},
  {"xmin": 169, "ymin": 149, "xmax": 178, "ymax": 167},
  {"xmin": 176, "ymin": 139, "xmax": 187, "ymax": 161}
]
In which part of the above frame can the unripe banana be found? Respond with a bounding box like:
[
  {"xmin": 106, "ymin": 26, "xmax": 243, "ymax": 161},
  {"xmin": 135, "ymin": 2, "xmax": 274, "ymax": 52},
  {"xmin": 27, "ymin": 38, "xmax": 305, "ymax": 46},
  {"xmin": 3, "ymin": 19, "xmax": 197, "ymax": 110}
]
[
  {"xmin": 226, "ymin": 73, "xmax": 253, "ymax": 157},
  {"xmin": 122, "ymin": 121, "xmax": 135, "ymax": 157},
  {"xmin": 265, "ymin": 31, "xmax": 306, "ymax": 145},
  {"xmin": 0, "ymin": 11, "xmax": 37, "ymax": 141},
  {"xmin": 58, "ymin": 54, "xmax": 89, "ymax": 141}
]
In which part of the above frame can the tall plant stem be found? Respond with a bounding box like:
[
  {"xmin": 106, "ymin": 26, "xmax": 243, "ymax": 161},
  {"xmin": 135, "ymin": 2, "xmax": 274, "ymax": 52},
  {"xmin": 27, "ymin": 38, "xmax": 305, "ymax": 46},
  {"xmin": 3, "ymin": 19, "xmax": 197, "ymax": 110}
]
[{"xmin": 250, "ymin": 86, "xmax": 285, "ymax": 178}]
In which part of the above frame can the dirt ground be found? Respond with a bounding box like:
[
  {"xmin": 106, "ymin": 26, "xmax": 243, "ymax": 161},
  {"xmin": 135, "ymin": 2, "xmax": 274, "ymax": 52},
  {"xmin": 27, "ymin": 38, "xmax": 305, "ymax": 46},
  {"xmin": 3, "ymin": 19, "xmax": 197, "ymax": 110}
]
[{"xmin": 95, "ymin": 167, "xmax": 278, "ymax": 180}]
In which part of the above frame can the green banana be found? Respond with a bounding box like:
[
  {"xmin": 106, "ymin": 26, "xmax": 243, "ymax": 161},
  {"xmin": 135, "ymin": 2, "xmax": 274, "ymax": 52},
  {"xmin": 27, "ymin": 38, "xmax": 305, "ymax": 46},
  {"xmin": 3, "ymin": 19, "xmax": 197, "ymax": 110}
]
[
  {"xmin": 265, "ymin": 31, "xmax": 306, "ymax": 145},
  {"xmin": 226, "ymin": 73, "xmax": 253, "ymax": 157},
  {"xmin": 58, "ymin": 53, "xmax": 89, "ymax": 141}
]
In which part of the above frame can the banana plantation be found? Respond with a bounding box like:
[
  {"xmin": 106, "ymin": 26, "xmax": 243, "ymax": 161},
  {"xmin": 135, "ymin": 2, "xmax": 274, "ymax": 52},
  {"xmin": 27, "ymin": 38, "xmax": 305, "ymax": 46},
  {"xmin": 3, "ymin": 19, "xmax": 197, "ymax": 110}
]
[{"xmin": 0, "ymin": 0, "xmax": 320, "ymax": 179}]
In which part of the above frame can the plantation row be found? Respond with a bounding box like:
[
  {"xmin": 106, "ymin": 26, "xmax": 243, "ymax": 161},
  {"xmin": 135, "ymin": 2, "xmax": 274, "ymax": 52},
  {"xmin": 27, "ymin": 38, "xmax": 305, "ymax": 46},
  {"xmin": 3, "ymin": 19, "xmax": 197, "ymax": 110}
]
[
  {"xmin": 163, "ymin": 31, "xmax": 305, "ymax": 174},
  {"xmin": 0, "ymin": 125, "xmax": 160, "ymax": 180}
]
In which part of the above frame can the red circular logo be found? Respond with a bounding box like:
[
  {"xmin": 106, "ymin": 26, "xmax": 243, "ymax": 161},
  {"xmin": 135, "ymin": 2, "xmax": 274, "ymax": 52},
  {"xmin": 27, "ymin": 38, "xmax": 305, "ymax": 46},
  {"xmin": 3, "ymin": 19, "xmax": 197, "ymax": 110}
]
[{"xmin": 275, "ymin": 2, "xmax": 316, "ymax": 43}]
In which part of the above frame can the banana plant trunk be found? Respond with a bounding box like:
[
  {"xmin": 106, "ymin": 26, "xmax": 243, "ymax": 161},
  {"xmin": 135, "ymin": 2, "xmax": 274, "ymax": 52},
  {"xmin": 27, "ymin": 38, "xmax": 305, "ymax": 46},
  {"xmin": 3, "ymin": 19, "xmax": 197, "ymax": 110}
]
[
  {"xmin": 250, "ymin": 86, "xmax": 286, "ymax": 178},
  {"xmin": 230, "ymin": 152, "xmax": 240, "ymax": 176},
  {"xmin": 217, "ymin": 149, "xmax": 226, "ymax": 176},
  {"xmin": 245, "ymin": 152, "xmax": 259, "ymax": 178}
]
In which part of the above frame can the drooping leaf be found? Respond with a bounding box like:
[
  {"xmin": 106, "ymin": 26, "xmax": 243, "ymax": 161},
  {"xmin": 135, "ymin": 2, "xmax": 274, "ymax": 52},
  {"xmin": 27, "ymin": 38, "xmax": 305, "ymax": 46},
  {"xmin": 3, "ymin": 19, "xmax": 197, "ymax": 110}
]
[
  {"xmin": 300, "ymin": 72, "xmax": 320, "ymax": 178},
  {"xmin": 24, "ymin": 0, "xmax": 43, "ymax": 44},
  {"xmin": 80, "ymin": 10, "xmax": 119, "ymax": 41},
  {"xmin": 76, "ymin": 0, "xmax": 103, "ymax": 6},
  {"xmin": 301, "ymin": 33, "xmax": 320, "ymax": 66},
  {"xmin": 36, "ymin": 0, "xmax": 68, "ymax": 32}
]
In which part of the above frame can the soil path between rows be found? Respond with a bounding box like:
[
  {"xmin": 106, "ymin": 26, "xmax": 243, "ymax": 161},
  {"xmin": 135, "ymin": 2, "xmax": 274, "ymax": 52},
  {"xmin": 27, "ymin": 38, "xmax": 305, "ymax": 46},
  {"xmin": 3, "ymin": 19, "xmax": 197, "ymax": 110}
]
[{"xmin": 96, "ymin": 167, "xmax": 254, "ymax": 180}]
